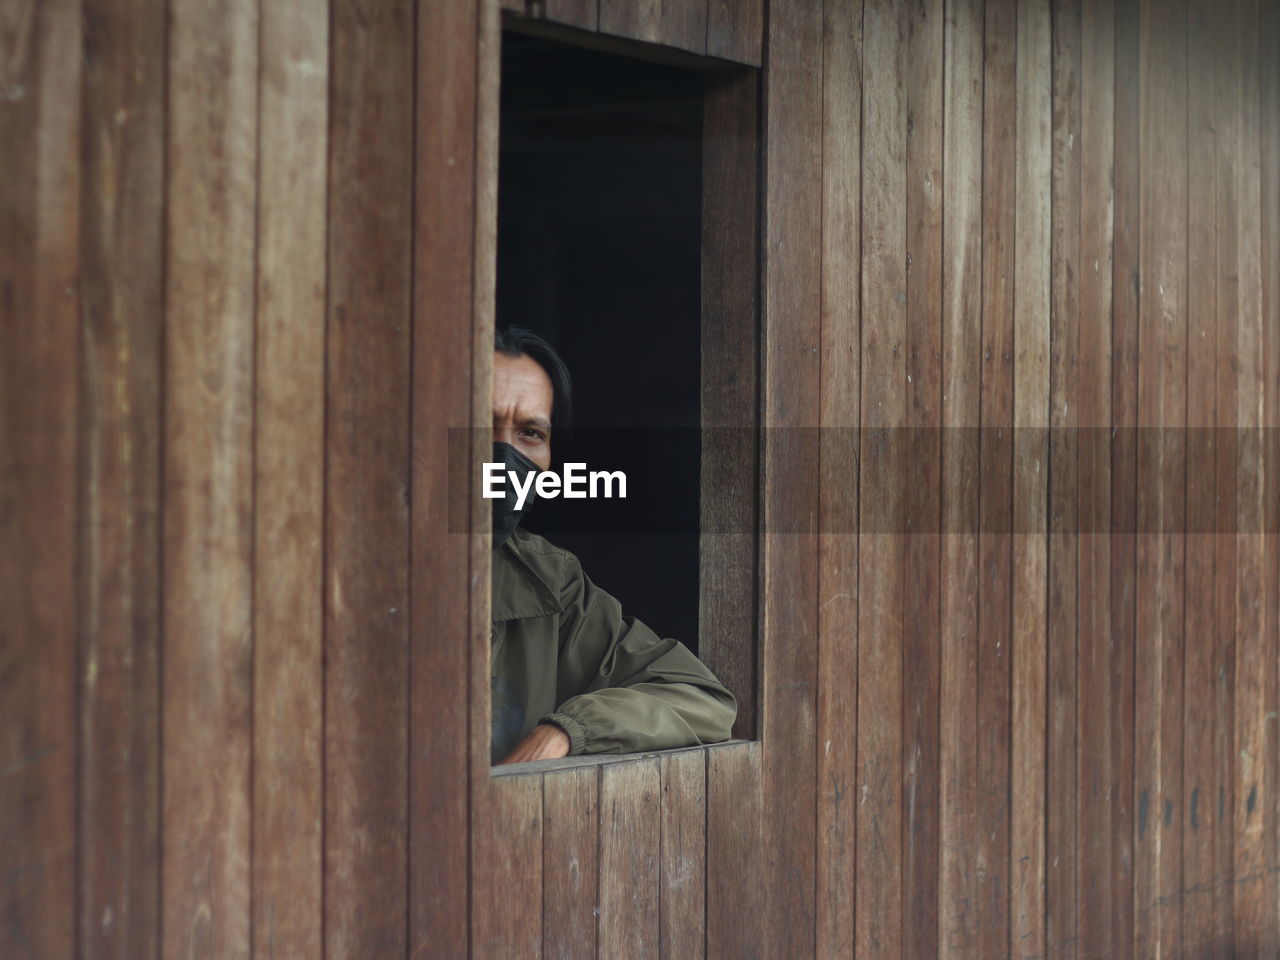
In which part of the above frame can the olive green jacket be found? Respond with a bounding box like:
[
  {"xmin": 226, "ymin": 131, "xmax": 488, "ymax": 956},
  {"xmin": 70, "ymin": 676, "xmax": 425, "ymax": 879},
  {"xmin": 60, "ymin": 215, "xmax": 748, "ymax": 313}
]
[{"xmin": 490, "ymin": 528, "xmax": 736, "ymax": 764}]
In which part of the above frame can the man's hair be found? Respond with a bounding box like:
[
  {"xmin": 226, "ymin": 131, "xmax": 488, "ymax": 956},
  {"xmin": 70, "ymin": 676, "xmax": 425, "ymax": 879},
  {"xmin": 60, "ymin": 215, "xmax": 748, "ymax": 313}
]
[{"xmin": 494, "ymin": 325, "xmax": 574, "ymax": 434}]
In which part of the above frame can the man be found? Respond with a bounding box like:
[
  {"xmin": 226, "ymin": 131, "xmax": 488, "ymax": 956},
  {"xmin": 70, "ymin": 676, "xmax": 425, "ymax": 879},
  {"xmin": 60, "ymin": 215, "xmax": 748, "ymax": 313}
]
[{"xmin": 489, "ymin": 326, "xmax": 736, "ymax": 764}]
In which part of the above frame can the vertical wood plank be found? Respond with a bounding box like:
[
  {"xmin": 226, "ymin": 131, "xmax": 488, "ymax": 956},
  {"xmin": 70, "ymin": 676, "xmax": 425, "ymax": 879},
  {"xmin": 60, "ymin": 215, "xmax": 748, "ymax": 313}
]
[
  {"xmin": 706, "ymin": 743, "xmax": 764, "ymax": 960},
  {"xmin": 598, "ymin": 0, "xmax": 707, "ymax": 55},
  {"xmin": 660, "ymin": 749, "xmax": 707, "ymax": 960},
  {"xmin": 1046, "ymin": 1, "xmax": 1081, "ymax": 957},
  {"xmin": 252, "ymin": 0, "xmax": 327, "ymax": 955},
  {"xmin": 0, "ymin": 1, "xmax": 80, "ymax": 957},
  {"xmin": 1231, "ymin": 0, "xmax": 1270, "ymax": 954},
  {"xmin": 76, "ymin": 0, "xmax": 162, "ymax": 956},
  {"xmin": 1183, "ymin": 0, "xmax": 1220, "ymax": 951},
  {"xmin": 939, "ymin": 0, "xmax": 984, "ymax": 954},
  {"xmin": 1134, "ymin": 0, "xmax": 1188, "ymax": 955},
  {"xmin": 162, "ymin": 0, "xmax": 257, "ymax": 953},
  {"xmin": 599, "ymin": 759, "xmax": 661, "ymax": 960},
  {"xmin": 1110, "ymin": 0, "xmax": 1141, "ymax": 953},
  {"xmin": 706, "ymin": 0, "xmax": 764, "ymax": 65},
  {"xmin": 858, "ymin": 0, "xmax": 907, "ymax": 956},
  {"xmin": 1212, "ymin": 0, "xmax": 1240, "ymax": 950},
  {"xmin": 816, "ymin": 0, "xmax": 862, "ymax": 954},
  {"xmin": 473, "ymin": 775, "xmax": 543, "ymax": 958},
  {"xmin": 701, "ymin": 68, "xmax": 760, "ymax": 742},
  {"xmin": 1260, "ymin": 0, "xmax": 1280, "ymax": 951},
  {"xmin": 1075, "ymin": 1, "xmax": 1116, "ymax": 958},
  {"xmin": 543, "ymin": 767, "xmax": 600, "ymax": 960},
  {"xmin": 760, "ymin": 0, "xmax": 823, "ymax": 955},
  {"xmin": 1010, "ymin": 2, "xmax": 1051, "ymax": 959},
  {"xmin": 903, "ymin": 0, "xmax": 944, "ymax": 955},
  {"xmin": 977, "ymin": 0, "xmax": 1017, "ymax": 954},
  {"xmin": 324, "ymin": 0, "xmax": 414, "ymax": 953},
  {"xmin": 542, "ymin": 0, "xmax": 598, "ymax": 32},
  {"xmin": 413, "ymin": 0, "xmax": 487, "ymax": 955}
]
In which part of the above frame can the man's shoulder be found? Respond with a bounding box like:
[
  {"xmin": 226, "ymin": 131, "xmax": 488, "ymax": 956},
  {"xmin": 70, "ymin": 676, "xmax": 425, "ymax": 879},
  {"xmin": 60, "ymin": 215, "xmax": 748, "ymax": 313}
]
[{"xmin": 505, "ymin": 529, "xmax": 584, "ymax": 589}]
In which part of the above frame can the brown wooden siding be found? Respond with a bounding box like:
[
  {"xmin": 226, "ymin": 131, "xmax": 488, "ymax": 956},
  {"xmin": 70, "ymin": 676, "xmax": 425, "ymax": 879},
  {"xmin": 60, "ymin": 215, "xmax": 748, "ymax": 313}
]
[{"xmin": 2, "ymin": 0, "xmax": 1278, "ymax": 958}]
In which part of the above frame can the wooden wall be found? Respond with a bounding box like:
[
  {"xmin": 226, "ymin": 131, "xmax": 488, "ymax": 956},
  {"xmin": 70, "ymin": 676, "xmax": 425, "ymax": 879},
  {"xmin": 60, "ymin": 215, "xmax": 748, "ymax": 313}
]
[{"xmin": 2, "ymin": 0, "xmax": 1277, "ymax": 959}]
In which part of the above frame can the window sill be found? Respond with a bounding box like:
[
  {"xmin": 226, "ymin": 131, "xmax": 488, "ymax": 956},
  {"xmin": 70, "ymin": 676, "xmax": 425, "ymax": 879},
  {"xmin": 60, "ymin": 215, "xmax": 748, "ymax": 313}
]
[{"xmin": 490, "ymin": 738, "xmax": 756, "ymax": 778}]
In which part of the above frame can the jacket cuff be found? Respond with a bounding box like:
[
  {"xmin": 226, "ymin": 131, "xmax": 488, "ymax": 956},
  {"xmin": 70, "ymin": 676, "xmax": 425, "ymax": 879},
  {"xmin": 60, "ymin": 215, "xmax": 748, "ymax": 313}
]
[{"xmin": 543, "ymin": 712, "xmax": 587, "ymax": 756}]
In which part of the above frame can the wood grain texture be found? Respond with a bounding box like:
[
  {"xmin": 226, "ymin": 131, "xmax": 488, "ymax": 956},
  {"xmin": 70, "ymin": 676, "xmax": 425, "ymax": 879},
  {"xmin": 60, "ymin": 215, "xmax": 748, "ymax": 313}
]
[
  {"xmin": 1110, "ymin": 0, "xmax": 1141, "ymax": 952},
  {"xmin": 938, "ymin": 0, "xmax": 983, "ymax": 954},
  {"xmin": 701, "ymin": 68, "xmax": 760, "ymax": 741},
  {"xmin": 1075, "ymin": 1, "xmax": 1115, "ymax": 957},
  {"xmin": 858, "ymin": 0, "xmax": 907, "ymax": 956},
  {"xmin": 1046, "ymin": 1, "xmax": 1080, "ymax": 956},
  {"xmin": 706, "ymin": 743, "xmax": 764, "ymax": 960},
  {"xmin": 1231, "ymin": 1, "xmax": 1270, "ymax": 954},
  {"xmin": 76, "ymin": 0, "xmax": 162, "ymax": 956},
  {"xmin": 759, "ymin": 0, "xmax": 823, "ymax": 955},
  {"xmin": 1010, "ymin": 2, "xmax": 1051, "ymax": 958},
  {"xmin": 413, "ymin": 0, "xmax": 486, "ymax": 956},
  {"xmin": 162, "ymin": 0, "xmax": 257, "ymax": 954},
  {"xmin": 543, "ymin": 767, "xmax": 600, "ymax": 960},
  {"xmin": 252, "ymin": 0, "xmax": 327, "ymax": 955},
  {"xmin": 660, "ymin": 749, "xmax": 707, "ymax": 960},
  {"xmin": 543, "ymin": 0, "xmax": 598, "ymax": 31},
  {"xmin": 977, "ymin": 0, "xmax": 1017, "ymax": 954},
  {"xmin": 1261, "ymin": 1, "xmax": 1280, "ymax": 952},
  {"xmin": 816, "ymin": 0, "xmax": 861, "ymax": 954},
  {"xmin": 1134, "ymin": 0, "xmax": 1188, "ymax": 955},
  {"xmin": 599, "ymin": 759, "xmax": 661, "ymax": 960},
  {"xmin": 1183, "ymin": 0, "xmax": 1220, "ymax": 951},
  {"xmin": 473, "ymin": 774, "xmax": 544, "ymax": 958},
  {"xmin": 0, "ymin": 2, "xmax": 80, "ymax": 958},
  {"xmin": 324, "ymin": 0, "xmax": 414, "ymax": 953},
  {"xmin": 706, "ymin": 0, "xmax": 764, "ymax": 64},
  {"xmin": 599, "ymin": 0, "xmax": 707, "ymax": 54},
  {"xmin": 903, "ymin": 0, "xmax": 944, "ymax": 954}
]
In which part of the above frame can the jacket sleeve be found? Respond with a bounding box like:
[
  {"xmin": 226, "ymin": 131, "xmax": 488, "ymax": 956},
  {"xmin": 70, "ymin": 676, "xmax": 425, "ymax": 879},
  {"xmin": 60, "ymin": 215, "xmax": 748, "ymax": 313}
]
[{"xmin": 543, "ymin": 557, "xmax": 737, "ymax": 755}]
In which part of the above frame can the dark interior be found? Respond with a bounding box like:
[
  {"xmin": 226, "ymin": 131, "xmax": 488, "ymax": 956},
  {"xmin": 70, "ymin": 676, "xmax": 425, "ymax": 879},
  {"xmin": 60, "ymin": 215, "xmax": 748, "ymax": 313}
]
[{"xmin": 497, "ymin": 31, "xmax": 703, "ymax": 650}]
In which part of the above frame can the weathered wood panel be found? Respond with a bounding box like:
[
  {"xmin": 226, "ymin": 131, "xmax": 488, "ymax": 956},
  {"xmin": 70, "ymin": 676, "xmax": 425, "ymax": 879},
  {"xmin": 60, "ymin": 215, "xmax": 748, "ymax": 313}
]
[
  {"xmin": 599, "ymin": 0, "xmax": 707, "ymax": 54},
  {"xmin": 977, "ymin": 0, "xmax": 1017, "ymax": 954},
  {"xmin": 706, "ymin": 742, "xmax": 764, "ymax": 960},
  {"xmin": 701, "ymin": 67, "xmax": 760, "ymax": 741},
  {"xmin": 543, "ymin": 767, "xmax": 600, "ymax": 959},
  {"xmin": 0, "ymin": 3, "xmax": 80, "ymax": 959},
  {"xmin": 1076, "ymin": 2, "xmax": 1116, "ymax": 958},
  {"xmin": 938, "ymin": 0, "xmax": 983, "ymax": 954},
  {"xmin": 161, "ymin": 0, "xmax": 256, "ymax": 954},
  {"xmin": 1010, "ymin": 3, "xmax": 1051, "ymax": 959},
  {"xmin": 857, "ymin": 0, "xmax": 907, "ymax": 956},
  {"xmin": 324, "ymin": 0, "xmax": 414, "ymax": 953},
  {"xmin": 4, "ymin": 4, "xmax": 1280, "ymax": 960},
  {"xmin": 252, "ymin": 0, "xmax": 327, "ymax": 954},
  {"xmin": 76, "ymin": 0, "xmax": 162, "ymax": 956},
  {"xmin": 599, "ymin": 759, "xmax": 661, "ymax": 958},
  {"xmin": 414, "ymin": 0, "xmax": 487, "ymax": 955},
  {"xmin": 759, "ymin": 0, "xmax": 823, "ymax": 956},
  {"xmin": 815, "ymin": 0, "xmax": 861, "ymax": 953},
  {"xmin": 1046, "ymin": 2, "xmax": 1080, "ymax": 957},
  {"xmin": 660, "ymin": 749, "xmax": 707, "ymax": 960}
]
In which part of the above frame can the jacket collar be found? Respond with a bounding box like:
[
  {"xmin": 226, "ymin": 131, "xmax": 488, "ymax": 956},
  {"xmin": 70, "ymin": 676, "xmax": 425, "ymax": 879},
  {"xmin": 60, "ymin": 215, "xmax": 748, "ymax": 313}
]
[{"xmin": 491, "ymin": 534, "xmax": 561, "ymax": 622}]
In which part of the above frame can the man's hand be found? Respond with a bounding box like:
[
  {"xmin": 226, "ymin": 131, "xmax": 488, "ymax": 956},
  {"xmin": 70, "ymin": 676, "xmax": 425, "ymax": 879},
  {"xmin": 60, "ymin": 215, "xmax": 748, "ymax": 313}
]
[{"xmin": 497, "ymin": 723, "xmax": 571, "ymax": 765}]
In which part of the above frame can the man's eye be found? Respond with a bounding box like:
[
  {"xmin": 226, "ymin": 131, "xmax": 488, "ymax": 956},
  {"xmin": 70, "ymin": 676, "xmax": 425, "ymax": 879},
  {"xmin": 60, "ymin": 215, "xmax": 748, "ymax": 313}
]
[{"xmin": 519, "ymin": 428, "xmax": 545, "ymax": 442}]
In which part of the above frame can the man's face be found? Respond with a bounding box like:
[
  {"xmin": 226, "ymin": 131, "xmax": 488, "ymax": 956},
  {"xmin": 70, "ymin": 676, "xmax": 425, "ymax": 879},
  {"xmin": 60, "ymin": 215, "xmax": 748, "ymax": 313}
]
[{"xmin": 493, "ymin": 352, "xmax": 554, "ymax": 471}]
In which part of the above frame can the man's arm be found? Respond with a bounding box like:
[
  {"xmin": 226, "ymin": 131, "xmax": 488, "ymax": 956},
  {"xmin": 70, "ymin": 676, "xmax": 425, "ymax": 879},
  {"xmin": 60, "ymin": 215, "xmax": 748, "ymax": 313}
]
[{"xmin": 542, "ymin": 558, "xmax": 737, "ymax": 755}]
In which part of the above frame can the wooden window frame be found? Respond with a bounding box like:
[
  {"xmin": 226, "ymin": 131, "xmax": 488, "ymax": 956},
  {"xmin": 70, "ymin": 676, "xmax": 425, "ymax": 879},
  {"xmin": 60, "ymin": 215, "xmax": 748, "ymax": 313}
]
[{"xmin": 478, "ymin": 15, "xmax": 763, "ymax": 777}]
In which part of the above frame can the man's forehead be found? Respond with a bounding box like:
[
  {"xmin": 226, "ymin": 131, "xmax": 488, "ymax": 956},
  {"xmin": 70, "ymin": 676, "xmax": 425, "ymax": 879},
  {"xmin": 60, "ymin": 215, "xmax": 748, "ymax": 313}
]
[{"xmin": 493, "ymin": 352, "xmax": 553, "ymax": 417}]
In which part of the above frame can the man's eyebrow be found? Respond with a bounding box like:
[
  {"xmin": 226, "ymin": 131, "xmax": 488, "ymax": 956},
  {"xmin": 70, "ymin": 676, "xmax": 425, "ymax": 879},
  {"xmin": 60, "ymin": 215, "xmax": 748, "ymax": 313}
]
[{"xmin": 521, "ymin": 416, "xmax": 552, "ymax": 432}]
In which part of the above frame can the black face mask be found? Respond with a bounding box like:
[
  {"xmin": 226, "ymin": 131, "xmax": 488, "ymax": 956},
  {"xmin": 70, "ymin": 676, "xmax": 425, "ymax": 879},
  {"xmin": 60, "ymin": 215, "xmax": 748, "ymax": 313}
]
[{"xmin": 491, "ymin": 441, "xmax": 540, "ymax": 550}]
